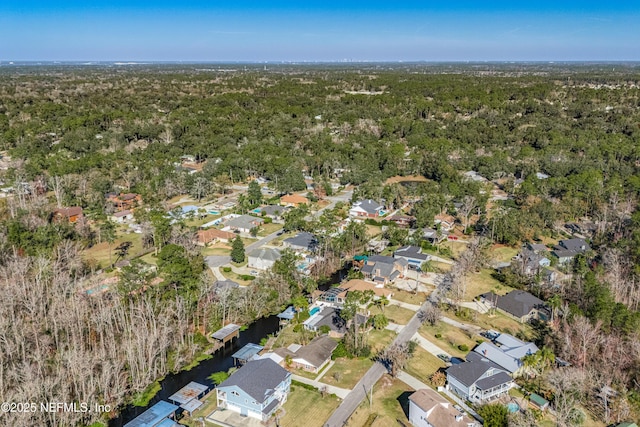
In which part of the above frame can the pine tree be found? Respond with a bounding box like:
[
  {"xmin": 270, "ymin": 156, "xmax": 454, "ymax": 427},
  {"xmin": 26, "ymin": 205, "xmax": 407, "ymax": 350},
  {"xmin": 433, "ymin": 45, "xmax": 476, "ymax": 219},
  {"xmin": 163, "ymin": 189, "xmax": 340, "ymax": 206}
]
[{"xmin": 230, "ymin": 236, "xmax": 245, "ymax": 263}]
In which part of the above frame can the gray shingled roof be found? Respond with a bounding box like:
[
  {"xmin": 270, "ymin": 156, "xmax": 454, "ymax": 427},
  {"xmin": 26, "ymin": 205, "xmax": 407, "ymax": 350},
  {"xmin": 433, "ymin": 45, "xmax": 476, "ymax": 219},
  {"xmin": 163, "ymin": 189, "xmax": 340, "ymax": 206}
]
[
  {"xmin": 446, "ymin": 358, "xmax": 502, "ymax": 387},
  {"xmin": 283, "ymin": 232, "xmax": 318, "ymax": 251},
  {"xmin": 394, "ymin": 245, "xmax": 429, "ymax": 261},
  {"xmin": 226, "ymin": 215, "xmax": 264, "ymax": 230},
  {"xmin": 354, "ymin": 199, "xmax": 383, "ymax": 214},
  {"xmin": 475, "ymin": 372, "xmax": 513, "ymax": 390},
  {"xmin": 261, "ymin": 205, "xmax": 288, "ymax": 217},
  {"xmin": 218, "ymin": 358, "xmax": 290, "ymax": 404},
  {"xmin": 497, "ymin": 290, "xmax": 545, "ymax": 318},
  {"xmin": 248, "ymin": 247, "xmax": 282, "ymax": 262}
]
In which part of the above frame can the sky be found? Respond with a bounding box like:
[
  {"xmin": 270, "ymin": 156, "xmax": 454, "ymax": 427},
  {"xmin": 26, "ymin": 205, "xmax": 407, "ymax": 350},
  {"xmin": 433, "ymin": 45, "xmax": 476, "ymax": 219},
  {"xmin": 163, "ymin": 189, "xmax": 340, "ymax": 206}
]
[{"xmin": 1, "ymin": 1, "xmax": 639, "ymax": 62}]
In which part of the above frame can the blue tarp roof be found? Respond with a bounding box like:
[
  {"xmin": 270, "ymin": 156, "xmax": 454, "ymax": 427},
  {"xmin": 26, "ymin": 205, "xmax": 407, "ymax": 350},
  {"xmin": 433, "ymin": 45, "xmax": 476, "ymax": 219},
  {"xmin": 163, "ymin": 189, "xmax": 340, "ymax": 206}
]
[
  {"xmin": 232, "ymin": 343, "xmax": 264, "ymax": 361},
  {"xmin": 124, "ymin": 401, "xmax": 178, "ymax": 427}
]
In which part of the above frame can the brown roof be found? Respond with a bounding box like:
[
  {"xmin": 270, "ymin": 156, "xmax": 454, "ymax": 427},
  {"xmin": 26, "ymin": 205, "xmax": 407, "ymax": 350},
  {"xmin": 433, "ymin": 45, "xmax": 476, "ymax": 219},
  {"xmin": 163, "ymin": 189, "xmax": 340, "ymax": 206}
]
[
  {"xmin": 274, "ymin": 336, "xmax": 338, "ymax": 369},
  {"xmin": 280, "ymin": 194, "xmax": 309, "ymax": 205},
  {"xmin": 409, "ymin": 389, "xmax": 474, "ymax": 427},
  {"xmin": 54, "ymin": 206, "xmax": 83, "ymax": 217},
  {"xmin": 120, "ymin": 193, "xmax": 139, "ymax": 201},
  {"xmin": 197, "ymin": 228, "xmax": 236, "ymax": 244},
  {"xmin": 112, "ymin": 210, "xmax": 133, "ymax": 218},
  {"xmin": 339, "ymin": 279, "xmax": 393, "ymax": 298}
]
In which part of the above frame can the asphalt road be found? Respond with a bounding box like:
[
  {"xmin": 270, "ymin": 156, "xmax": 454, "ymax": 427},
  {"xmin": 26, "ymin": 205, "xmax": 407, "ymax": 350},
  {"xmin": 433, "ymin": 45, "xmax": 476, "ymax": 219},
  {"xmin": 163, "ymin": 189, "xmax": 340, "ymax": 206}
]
[{"xmin": 323, "ymin": 298, "xmax": 433, "ymax": 427}]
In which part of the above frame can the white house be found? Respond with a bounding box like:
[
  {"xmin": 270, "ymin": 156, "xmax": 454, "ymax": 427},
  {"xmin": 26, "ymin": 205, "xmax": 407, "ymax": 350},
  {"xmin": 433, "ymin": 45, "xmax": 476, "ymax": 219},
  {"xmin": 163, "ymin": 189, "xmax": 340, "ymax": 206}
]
[
  {"xmin": 248, "ymin": 247, "xmax": 281, "ymax": 271},
  {"xmin": 110, "ymin": 209, "xmax": 134, "ymax": 223},
  {"xmin": 408, "ymin": 388, "xmax": 476, "ymax": 427}
]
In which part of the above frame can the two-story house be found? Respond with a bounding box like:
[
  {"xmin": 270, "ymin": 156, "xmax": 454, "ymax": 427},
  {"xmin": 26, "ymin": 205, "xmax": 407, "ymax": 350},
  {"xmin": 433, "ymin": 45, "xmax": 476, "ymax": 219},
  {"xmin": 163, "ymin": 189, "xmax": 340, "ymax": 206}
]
[
  {"xmin": 361, "ymin": 255, "xmax": 407, "ymax": 285},
  {"xmin": 408, "ymin": 388, "xmax": 477, "ymax": 427},
  {"xmin": 446, "ymin": 358, "xmax": 514, "ymax": 404},
  {"xmin": 216, "ymin": 358, "xmax": 291, "ymax": 421}
]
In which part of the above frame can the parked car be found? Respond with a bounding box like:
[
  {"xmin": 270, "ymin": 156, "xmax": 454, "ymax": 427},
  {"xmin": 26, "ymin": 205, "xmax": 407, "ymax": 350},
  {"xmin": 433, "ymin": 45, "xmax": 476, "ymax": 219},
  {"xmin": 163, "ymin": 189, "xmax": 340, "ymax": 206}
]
[{"xmin": 437, "ymin": 354, "xmax": 451, "ymax": 363}]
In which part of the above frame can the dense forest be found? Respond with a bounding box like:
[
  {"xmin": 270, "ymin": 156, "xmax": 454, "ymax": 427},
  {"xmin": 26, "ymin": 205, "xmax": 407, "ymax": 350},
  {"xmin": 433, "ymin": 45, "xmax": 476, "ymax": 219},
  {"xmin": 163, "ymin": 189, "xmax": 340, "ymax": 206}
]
[{"xmin": 0, "ymin": 63, "xmax": 640, "ymax": 426}]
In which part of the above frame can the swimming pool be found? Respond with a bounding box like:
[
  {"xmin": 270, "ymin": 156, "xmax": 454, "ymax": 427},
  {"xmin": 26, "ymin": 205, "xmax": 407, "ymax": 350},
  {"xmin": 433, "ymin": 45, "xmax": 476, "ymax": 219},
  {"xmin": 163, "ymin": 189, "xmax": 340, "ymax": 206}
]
[
  {"xmin": 208, "ymin": 210, "xmax": 220, "ymax": 215},
  {"xmin": 251, "ymin": 208, "xmax": 262, "ymax": 214},
  {"xmin": 506, "ymin": 402, "xmax": 519, "ymax": 413},
  {"xmin": 309, "ymin": 307, "xmax": 320, "ymax": 316}
]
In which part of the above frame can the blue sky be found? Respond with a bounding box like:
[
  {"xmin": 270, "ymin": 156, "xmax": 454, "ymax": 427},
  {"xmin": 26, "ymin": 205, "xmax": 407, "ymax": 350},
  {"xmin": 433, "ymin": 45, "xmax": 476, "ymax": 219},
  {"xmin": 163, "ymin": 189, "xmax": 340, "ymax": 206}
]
[{"xmin": 1, "ymin": 1, "xmax": 638, "ymax": 61}]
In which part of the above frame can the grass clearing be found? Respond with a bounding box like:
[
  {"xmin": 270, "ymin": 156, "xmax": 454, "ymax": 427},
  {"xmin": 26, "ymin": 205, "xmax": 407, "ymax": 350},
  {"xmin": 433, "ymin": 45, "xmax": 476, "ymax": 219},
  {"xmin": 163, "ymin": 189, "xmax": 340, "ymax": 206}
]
[
  {"xmin": 83, "ymin": 226, "xmax": 146, "ymax": 268},
  {"xmin": 346, "ymin": 375, "xmax": 413, "ymax": 427},
  {"xmin": 280, "ymin": 385, "xmax": 341, "ymax": 427},
  {"xmin": 469, "ymin": 312, "xmax": 532, "ymax": 338},
  {"xmin": 322, "ymin": 357, "xmax": 374, "ymax": 389},
  {"xmin": 404, "ymin": 347, "xmax": 446, "ymax": 385},
  {"xmin": 389, "ymin": 289, "xmax": 427, "ymax": 305},
  {"xmin": 489, "ymin": 244, "xmax": 518, "ymax": 263},
  {"xmin": 463, "ymin": 268, "xmax": 515, "ymax": 301},
  {"xmin": 367, "ymin": 328, "xmax": 396, "ymax": 353},
  {"xmin": 258, "ymin": 222, "xmax": 283, "ymax": 236},
  {"xmin": 419, "ymin": 321, "xmax": 479, "ymax": 358},
  {"xmin": 369, "ymin": 305, "xmax": 415, "ymax": 325}
]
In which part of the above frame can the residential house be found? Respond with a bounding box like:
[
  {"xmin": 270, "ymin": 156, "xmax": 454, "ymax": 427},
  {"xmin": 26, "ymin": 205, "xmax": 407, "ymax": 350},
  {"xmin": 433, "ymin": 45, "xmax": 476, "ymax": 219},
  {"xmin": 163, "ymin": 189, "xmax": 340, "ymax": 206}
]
[
  {"xmin": 463, "ymin": 170, "xmax": 488, "ymax": 183},
  {"xmin": 196, "ymin": 228, "xmax": 236, "ymax": 246},
  {"xmin": 53, "ymin": 206, "xmax": 83, "ymax": 223},
  {"xmin": 273, "ymin": 336, "xmax": 338, "ymax": 373},
  {"xmin": 387, "ymin": 214, "xmax": 415, "ymax": 228},
  {"xmin": 222, "ymin": 215, "xmax": 264, "ymax": 234},
  {"xmin": 394, "ymin": 245, "xmax": 431, "ymax": 270},
  {"xmin": 261, "ymin": 205, "xmax": 289, "ymax": 221},
  {"xmin": 552, "ymin": 238, "xmax": 591, "ymax": 265},
  {"xmin": 110, "ymin": 209, "xmax": 134, "ymax": 223},
  {"xmin": 423, "ymin": 228, "xmax": 448, "ymax": 244},
  {"xmin": 213, "ymin": 279, "xmax": 240, "ymax": 294},
  {"xmin": 480, "ymin": 290, "xmax": 548, "ymax": 323},
  {"xmin": 349, "ymin": 199, "xmax": 384, "ymax": 218},
  {"xmin": 283, "ymin": 232, "xmax": 318, "ymax": 253},
  {"xmin": 302, "ymin": 307, "xmax": 347, "ymax": 337},
  {"xmin": 468, "ymin": 333, "xmax": 539, "ymax": 375},
  {"xmin": 515, "ymin": 246, "xmax": 550, "ymax": 276},
  {"xmin": 279, "ymin": 194, "xmax": 309, "ymax": 207},
  {"xmin": 434, "ymin": 213, "xmax": 456, "ymax": 231},
  {"xmin": 248, "ymin": 247, "xmax": 282, "ymax": 271},
  {"xmin": 408, "ymin": 388, "xmax": 476, "ymax": 427},
  {"xmin": 446, "ymin": 358, "xmax": 514, "ymax": 404},
  {"xmin": 360, "ymin": 255, "xmax": 407, "ymax": 285},
  {"xmin": 216, "ymin": 358, "xmax": 291, "ymax": 421},
  {"xmin": 106, "ymin": 193, "xmax": 142, "ymax": 212}
]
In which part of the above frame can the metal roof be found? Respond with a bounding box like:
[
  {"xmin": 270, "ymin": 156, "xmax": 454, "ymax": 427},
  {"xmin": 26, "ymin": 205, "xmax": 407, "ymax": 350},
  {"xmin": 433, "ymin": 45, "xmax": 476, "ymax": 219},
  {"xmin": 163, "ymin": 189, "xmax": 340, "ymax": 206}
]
[
  {"xmin": 124, "ymin": 401, "xmax": 178, "ymax": 427},
  {"xmin": 179, "ymin": 399, "xmax": 203, "ymax": 413},
  {"xmin": 212, "ymin": 323, "xmax": 241, "ymax": 340},
  {"xmin": 232, "ymin": 343, "xmax": 264, "ymax": 361},
  {"xmin": 168, "ymin": 381, "xmax": 208, "ymax": 405}
]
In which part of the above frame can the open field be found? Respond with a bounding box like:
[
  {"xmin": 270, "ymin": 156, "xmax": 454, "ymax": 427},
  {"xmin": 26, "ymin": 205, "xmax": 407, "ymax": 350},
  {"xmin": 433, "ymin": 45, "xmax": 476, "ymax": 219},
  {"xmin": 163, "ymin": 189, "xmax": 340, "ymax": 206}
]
[
  {"xmin": 258, "ymin": 222, "xmax": 282, "ymax": 236},
  {"xmin": 419, "ymin": 320, "xmax": 480, "ymax": 358},
  {"xmin": 369, "ymin": 305, "xmax": 415, "ymax": 325},
  {"xmin": 279, "ymin": 385, "xmax": 341, "ymax": 427},
  {"xmin": 466, "ymin": 311, "xmax": 532, "ymax": 338},
  {"xmin": 389, "ymin": 289, "xmax": 428, "ymax": 305},
  {"xmin": 345, "ymin": 375, "xmax": 413, "ymax": 427},
  {"xmin": 464, "ymin": 268, "xmax": 515, "ymax": 300},
  {"xmin": 83, "ymin": 226, "xmax": 145, "ymax": 268},
  {"xmin": 489, "ymin": 244, "xmax": 519, "ymax": 263},
  {"xmin": 404, "ymin": 347, "xmax": 447, "ymax": 385},
  {"xmin": 322, "ymin": 357, "xmax": 374, "ymax": 390}
]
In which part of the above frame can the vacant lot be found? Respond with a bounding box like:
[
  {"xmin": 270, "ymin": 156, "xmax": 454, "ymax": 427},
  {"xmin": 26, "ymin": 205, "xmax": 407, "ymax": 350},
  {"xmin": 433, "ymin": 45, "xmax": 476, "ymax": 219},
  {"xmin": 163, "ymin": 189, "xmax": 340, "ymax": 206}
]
[
  {"xmin": 419, "ymin": 321, "xmax": 480, "ymax": 358},
  {"xmin": 464, "ymin": 268, "xmax": 515, "ymax": 301},
  {"xmin": 322, "ymin": 357, "xmax": 374, "ymax": 389},
  {"xmin": 369, "ymin": 305, "xmax": 415, "ymax": 325},
  {"xmin": 279, "ymin": 385, "xmax": 341, "ymax": 427},
  {"xmin": 388, "ymin": 289, "xmax": 428, "ymax": 305},
  {"xmin": 405, "ymin": 347, "xmax": 447, "ymax": 385},
  {"xmin": 346, "ymin": 375, "xmax": 413, "ymax": 427}
]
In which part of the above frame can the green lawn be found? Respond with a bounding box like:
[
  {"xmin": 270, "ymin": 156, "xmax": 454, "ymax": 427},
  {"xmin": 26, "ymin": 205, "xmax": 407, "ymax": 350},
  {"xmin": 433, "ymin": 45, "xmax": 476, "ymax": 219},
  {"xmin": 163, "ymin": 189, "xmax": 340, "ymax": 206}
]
[
  {"xmin": 419, "ymin": 321, "xmax": 480, "ymax": 358},
  {"xmin": 404, "ymin": 347, "xmax": 446, "ymax": 385},
  {"xmin": 83, "ymin": 226, "xmax": 146, "ymax": 268},
  {"xmin": 258, "ymin": 222, "xmax": 283, "ymax": 236},
  {"xmin": 346, "ymin": 375, "xmax": 413, "ymax": 427},
  {"xmin": 279, "ymin": 385, "xmax": 341, "ymax": 427},
  {"xmin": 464, "ymin": 268, "xmax": 515, "ymax": 301},
  {"xmin": 467, "ymin": 311, "xmax": 532, "ymax": 338},
  {"xmin": 201, "ymin": 246, "xmax": 231, "ymax": 256},
  {"xmin": 367, "ymin": 328, "xmax": 396, "ymax": 353},
  {"xmin": 489, "ymin": 244, "xmax": 518, "ymax": 263},
  {"xmin": 322, "ymin": 357, "xmax": 374, "ymax": 389}
]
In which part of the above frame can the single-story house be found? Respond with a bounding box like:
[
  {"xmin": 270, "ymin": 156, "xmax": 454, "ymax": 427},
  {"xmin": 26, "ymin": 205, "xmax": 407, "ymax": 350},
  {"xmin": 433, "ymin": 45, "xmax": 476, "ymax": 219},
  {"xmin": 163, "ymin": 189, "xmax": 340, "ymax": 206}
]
[
  {"xmin": 394, "ymin": 245, "xmax": 431, "ymax": 270},
  {"xmin": 196, "ymin": 228, "xmax": 236, "ymax": 246},
  {"xmin": 447, "ymin": 358, "xmax": 514, "ymax": 404},
  {"xmin": 303, "ymin": 307, "xmax": 347, "ymax": 337},
  {"xmin": 360, "ymin": 255, "xmax": 407, "ymax": 285},
  {"xmin": 222, "ymin": 215, "xmax": 265, "ymax": 234},
  {"xmin": 110, "ymin": 209, "xmax": 134, "ymax": 223},
  {"xmin": 480, "ymin": 290, "xmax": 548, "ymax": 323},
  {"xmin": 216, "ymin": 358, "xmax": 291, "ymax": 421},
  {"xmin": 423, "ymin": 228, "xmax": 448, "ymax": 244},
  {"xmin": 552, "ymin": 238, "xmax": 591, "ymax": 265},
  {"xmin": 213, "ymin": 279, "xmax": 240, "ymax": 294},
  {"xmin": 408, "ymin": 388, "xmax": 476, "ymax": 427},
  {"xmin": 248, "ymin": 247, "xmax": 282, "ymax": 271},
  {"xmin": 261, "ymin": 204, "xmax": 289, "ymax": 220},
  {"xmin": 280, "ymin": 194, "xmax": 309, "ymax": 207},
  {"xmin": 53, "ymin": 206, "xmax": 83, "ymax": 223},
  {"xmin": 273, "ymin": 336, "xmax": 338, "ymax": 373},
  {"xmin": 283, "ymin": 232, "xmax": 318, "ymax": 253},
  {"xmin": 349, "ymin": 199, "xmax": 384, "ymax": 218},
  {"xmin": 387, "ymin": 214, "xmax": 415, "ymax": 228}
]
